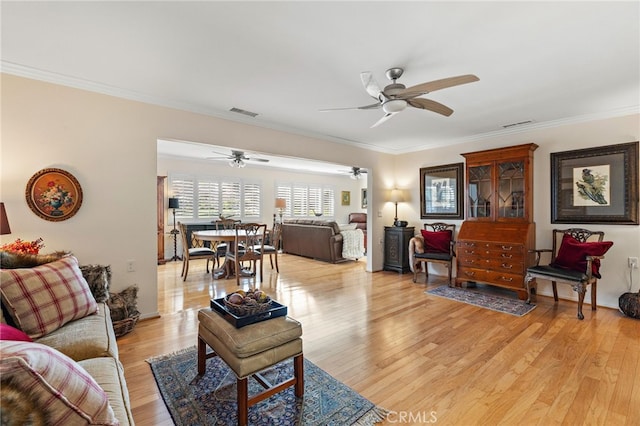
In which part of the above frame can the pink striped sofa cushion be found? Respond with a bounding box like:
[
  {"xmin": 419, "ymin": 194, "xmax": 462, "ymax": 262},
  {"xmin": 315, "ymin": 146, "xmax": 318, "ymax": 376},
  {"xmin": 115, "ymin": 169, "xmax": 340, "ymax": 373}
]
[
  {"xmin": 1, "ymin": 256, "xmax": 98, "ymax": 339},
  {"xmin": 0, "ymin": 341, "xmax": 117, "ymax": 425}
]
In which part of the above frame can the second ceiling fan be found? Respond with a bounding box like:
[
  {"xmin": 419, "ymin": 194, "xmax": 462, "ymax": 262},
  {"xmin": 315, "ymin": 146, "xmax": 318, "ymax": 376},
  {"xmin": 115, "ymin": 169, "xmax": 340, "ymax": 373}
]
[{"xmin": 322, "ymin": 67, "xmax": 479, "ymax": 128}]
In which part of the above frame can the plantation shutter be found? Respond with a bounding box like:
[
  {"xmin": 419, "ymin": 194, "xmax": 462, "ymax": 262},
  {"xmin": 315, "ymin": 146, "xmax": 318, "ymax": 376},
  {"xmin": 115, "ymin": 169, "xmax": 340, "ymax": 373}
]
[
  {"xmin": 243, "ymin": 182, "xmax": 261, "ymax": 218},
  {"xmin": 220, "ymin": 181, "xmax": 241, "ymax": 218},
  {"xmin": 170, "ymin": 175, "xmax": 195, "ymax": 220}
]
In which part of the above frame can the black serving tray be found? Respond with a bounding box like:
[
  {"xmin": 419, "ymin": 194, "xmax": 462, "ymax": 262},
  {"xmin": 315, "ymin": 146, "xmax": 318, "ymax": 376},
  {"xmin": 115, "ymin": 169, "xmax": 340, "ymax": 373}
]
[{"xmin": 210, "ymin": 298, "xmax": 287, "ymax": 328}]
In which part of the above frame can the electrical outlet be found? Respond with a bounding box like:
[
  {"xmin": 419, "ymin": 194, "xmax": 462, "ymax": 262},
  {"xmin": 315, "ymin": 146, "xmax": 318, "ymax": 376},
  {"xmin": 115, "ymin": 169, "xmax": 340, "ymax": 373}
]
[
  {"xmin": 629, "ymin": 257, "xmax": 638, "ymax": 269},
  {"xmin": 126, "ymin": 260, "xmax": 136, "ymax": 272}
]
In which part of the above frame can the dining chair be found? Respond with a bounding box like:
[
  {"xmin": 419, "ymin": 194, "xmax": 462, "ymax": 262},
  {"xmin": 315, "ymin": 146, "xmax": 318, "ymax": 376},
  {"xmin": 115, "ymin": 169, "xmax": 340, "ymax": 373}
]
[
  {"xmin": 257, "ymin": 222, "xmax": 282, "ymax": 273},
  {"xmin": 213, "ymin": 219, "xmax": 241, "ymax": 268},
  {"xmin": 178, "ymin": 222, "xmax": 216, "ymax": 281},
  {"xmin": 226, "ymin": 223, "xmax": 266, "ymax": 286}
]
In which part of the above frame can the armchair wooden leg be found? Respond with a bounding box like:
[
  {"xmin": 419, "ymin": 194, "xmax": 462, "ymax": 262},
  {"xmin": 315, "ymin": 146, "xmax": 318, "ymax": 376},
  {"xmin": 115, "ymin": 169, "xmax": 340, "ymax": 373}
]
[
  {"xmin": 274, "ymin": 253, "xmax": 279, "ymax": 273},
  {"xmin": 552, "ymin": 281, "xmax": 559, "ymax": 301},
  {"xmin": 591, "ymin": 281, "xmax": 597, "ymax": 311},
  {"xmin": 577, "ymin": 289, "xmax": 586, "ymax": 320}
]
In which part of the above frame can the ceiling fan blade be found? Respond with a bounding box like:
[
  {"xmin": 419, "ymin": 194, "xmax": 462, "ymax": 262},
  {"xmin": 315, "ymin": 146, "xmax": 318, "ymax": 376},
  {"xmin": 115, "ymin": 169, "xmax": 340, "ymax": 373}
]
[
  {"xmin": 398, "ymin": 74, "xmax": 479, "ymax": 98},
  {"xmin": 407, "ymin": 98, "xmax": 454, "ymax": 116},
  {"xmin": 360, "ymin": 72, "xmax": 383, "ymax": 99},
  {"xmin": 248, "ymin": 157, "xmax": 269, "ymax": 163},
  {"xmin": 319, "ymin": 103, "xmax": 381, "ymax": 112},
  {"xmin": 371, "ymin": 112, "xmax": 398, "ymax": 128}
]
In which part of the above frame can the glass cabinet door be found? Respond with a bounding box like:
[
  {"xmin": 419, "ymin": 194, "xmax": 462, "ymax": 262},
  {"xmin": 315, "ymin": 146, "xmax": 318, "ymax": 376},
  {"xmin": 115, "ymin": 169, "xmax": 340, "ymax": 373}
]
[
  {"xmin": 467, "ymin": 165, "xmax": 492, "ymax": 218},
  {"xmin": 497, "ymin": 160, "xmax": 525, "ymax": 218}
]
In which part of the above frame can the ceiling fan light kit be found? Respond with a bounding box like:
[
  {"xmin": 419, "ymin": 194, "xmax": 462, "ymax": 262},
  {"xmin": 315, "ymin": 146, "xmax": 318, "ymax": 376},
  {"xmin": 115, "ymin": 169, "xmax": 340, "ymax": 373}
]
[
  {"xmin": 208, "ymin": 149, "xmax": 269, "ymax": 168},
  {"xmin": 323, "ymin": 67, "xmax": 479, "ymax": 127},
  {"xmin": 229, "ymin": 158, "xmax": 246, "ymax": 168}
]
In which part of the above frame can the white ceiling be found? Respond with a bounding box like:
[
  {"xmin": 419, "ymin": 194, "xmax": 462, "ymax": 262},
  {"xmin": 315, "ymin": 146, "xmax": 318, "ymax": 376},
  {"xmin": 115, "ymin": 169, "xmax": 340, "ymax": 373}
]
[{"xmin": 2, "ymin": 1, "xmax": 639, "ymax": 159}]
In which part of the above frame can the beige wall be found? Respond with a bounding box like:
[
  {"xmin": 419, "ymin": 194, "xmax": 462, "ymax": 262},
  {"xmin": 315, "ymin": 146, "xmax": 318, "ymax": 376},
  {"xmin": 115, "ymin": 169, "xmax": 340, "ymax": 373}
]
[
  {"xmin": 2, "ymin": 73, "xmax": 638, "ymax": 316},
  {"xmin": 395, "ymin": 114, "xmax": 640, "ymax": 309},
  {"xmin": 1, "ymin": 74, "xmax": 393, "ymax": 318}
]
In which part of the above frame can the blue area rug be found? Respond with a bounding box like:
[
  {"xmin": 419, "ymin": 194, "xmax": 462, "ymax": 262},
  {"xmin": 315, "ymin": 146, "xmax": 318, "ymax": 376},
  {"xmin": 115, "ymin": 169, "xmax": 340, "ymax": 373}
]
[
  {"xmin": 148, "ymin": 346, "xmax": 388, "ymax": 425},
  {"xmin": 425, "ymin": 285, "xmax": 536, "ymax": 317}
]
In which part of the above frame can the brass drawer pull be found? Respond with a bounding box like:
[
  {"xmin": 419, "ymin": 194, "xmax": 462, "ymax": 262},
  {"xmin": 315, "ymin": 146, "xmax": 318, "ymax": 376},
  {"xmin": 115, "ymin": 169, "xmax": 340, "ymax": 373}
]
[
  {"xmin": 464, "ymin": 271, "xmax": 476, "ymax": 277},
  {"xmin": 501, "ymin": 263, "xmax": 513, "ymax": 269},
  {"xmin": 501, "ymin": 245, "xmax": 513, "ymax": 251},
  {"xmin": 500, "ymin": 276, "xmax": 513, "ymax": 282},
  {"xmin": 501, "ymin": 253, "xmax": 513, "ymax": 258}
]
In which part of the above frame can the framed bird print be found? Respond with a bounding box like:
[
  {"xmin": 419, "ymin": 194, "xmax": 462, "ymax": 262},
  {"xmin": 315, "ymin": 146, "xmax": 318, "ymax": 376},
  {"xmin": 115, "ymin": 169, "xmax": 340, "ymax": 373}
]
[{"xmin": 551, "ymin": 142, "xmax": 638, "ymax": 224}]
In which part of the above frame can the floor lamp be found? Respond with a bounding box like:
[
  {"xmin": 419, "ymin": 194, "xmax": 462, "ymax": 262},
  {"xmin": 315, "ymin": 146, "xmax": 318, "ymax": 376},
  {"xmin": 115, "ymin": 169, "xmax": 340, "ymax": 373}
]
[
  {"xmin": 275, "ymin": 198, "xmax": 286, "ymax": 223},
  {"xmin": 168, "ymin": 197, "xmax": 181, "ymax": 261}
]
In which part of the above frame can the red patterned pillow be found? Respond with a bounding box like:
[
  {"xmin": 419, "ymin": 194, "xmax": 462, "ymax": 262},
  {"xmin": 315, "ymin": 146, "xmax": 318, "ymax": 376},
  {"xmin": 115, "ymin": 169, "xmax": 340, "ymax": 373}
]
[
  {"xmin": 0, "ymin": 341, "xmax": 117, "ymax": 425},
  {"xmin": 0, "ymin": 256, "xmax": 98, "ymax": 339},
  {"xmin": 420, "ymin": 229, "xmax": 452, "ymax": 253},
  {"xmin": 0, "ymin": 324, "xmax": 33, "ymax": 342},
  {"xmin": 551, "ymin": 233, "xmax": 613, "ymax": 278}
]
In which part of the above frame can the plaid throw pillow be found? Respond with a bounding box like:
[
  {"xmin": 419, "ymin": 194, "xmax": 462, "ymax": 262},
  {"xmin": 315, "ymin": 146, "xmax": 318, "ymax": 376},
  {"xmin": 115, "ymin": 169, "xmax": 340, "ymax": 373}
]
[
  {"xmin": 0, "ymin": 256, "xmax": 98, "ymax": 339},
  {"xmin": 0, "ymin": 341, "xmax": 117, "ymax": 425}
]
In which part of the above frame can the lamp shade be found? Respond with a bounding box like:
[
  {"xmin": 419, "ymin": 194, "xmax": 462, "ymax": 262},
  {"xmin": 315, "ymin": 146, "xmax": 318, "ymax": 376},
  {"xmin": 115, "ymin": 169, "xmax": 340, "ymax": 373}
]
[
  {"xmin": 0, "ymin": 202, "xmax": 11, "ymax": 235},
  {"xmin": 389, "ymin": 189, "xmax": 404, "ymax": 203},
  {"xmin": 275, "ymin": 198, "xmax": 286, "ymax": 209},
  {"xmin": 168, "ymin": 198, "xmax": 180, "ymax": 209}
]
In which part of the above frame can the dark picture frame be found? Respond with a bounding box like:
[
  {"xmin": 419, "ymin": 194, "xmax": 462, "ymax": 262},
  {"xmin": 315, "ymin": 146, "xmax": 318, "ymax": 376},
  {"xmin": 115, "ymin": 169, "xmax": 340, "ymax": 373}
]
[
  {"xmin": 25, "ymin": 168, "xmax": 83, "ymax": 222},
  {"xmin": 420, "ymin": 162, "xmax": 464, "ymax": 219},
  {"xmin": 551, "ymin": 141, "xmax": 638, "ymax": 224},
  {"xmin": 361, "ymin": 188, "xmax": 367, "ymax": 209}
]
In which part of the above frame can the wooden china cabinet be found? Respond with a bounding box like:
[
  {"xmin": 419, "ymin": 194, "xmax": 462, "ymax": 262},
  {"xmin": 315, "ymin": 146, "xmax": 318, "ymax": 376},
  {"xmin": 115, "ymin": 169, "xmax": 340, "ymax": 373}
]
[{"xmin": 456, "ymin": 143, "xmax": 538, "ymax": 300}]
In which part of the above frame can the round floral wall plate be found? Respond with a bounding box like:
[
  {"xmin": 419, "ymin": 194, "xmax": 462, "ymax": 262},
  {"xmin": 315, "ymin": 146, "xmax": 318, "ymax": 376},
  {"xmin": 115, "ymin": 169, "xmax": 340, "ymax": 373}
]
[{"xmin": 25, "ymin": 168, "xmax": 83, "ymax": 221}]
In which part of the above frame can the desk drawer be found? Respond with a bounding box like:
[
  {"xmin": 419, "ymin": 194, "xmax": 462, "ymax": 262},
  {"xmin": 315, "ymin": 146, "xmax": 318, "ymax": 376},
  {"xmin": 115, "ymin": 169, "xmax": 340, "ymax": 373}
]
[
  {"xmin": 456, "ymin": 266, "xmax": 488, "ymax": 282},
  {"xmin": 485, "ymin": 270, "xmax": 525, "ymax": 288}
]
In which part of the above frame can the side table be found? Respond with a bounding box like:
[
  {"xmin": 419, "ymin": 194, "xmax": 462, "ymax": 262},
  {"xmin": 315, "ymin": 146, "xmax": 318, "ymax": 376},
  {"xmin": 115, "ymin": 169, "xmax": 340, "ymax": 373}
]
[{"xmin": 383, "ymin": 226, "xmax": 415, "ymax": 273}]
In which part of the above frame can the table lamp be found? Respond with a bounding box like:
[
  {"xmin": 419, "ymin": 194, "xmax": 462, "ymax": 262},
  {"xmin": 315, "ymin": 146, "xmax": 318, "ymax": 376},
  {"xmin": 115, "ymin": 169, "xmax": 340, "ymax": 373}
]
[
  {"xmin": 0, "ymin": 202, "xmax": 11, "ymax": 235},
  {"xmin": 389, "ymin": 189, "xmax": 405, "ymax": 226}
]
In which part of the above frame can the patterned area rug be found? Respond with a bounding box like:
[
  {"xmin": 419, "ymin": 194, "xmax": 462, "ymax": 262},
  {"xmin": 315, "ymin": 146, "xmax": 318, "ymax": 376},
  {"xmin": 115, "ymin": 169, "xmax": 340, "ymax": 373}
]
[
  {"xmin": 148, "ymin": 346, "xmax": 388, "ymax": 425},
  {"xmin": 425, "ymin": 285, "xmax": 536, "ymax": 317}
]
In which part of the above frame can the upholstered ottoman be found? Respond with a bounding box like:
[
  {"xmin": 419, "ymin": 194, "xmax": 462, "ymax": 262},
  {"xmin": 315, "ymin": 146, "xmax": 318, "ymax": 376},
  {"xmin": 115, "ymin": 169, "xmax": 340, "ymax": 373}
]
[{"xmin": 197, "ymin": 309, "xmax": 303, "ymax": 426}]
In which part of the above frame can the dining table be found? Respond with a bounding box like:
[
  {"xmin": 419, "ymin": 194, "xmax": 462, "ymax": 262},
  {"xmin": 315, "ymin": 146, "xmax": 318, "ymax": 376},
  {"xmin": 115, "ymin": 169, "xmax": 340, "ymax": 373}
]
[{"xmin": 192, "ymin": 229, "xmax": 253, "ymax": 279}]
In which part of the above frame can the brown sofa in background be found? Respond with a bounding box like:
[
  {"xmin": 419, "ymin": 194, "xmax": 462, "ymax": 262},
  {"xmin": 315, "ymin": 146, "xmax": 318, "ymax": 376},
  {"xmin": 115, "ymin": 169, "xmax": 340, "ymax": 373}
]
[
  {"xmin": 281, "ymin": 219, "xmax": 346, "ymax": 263},
  {"xmin": 348, "ymin": 213, "xmax": 367, "ymax": 248}
]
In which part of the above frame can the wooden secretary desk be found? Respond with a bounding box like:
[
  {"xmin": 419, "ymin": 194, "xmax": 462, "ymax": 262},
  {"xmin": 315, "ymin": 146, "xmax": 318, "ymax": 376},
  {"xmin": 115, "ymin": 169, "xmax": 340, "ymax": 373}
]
[{"xmin": 456, "ymin": 143, "xmax": 538, "ymax": 300}]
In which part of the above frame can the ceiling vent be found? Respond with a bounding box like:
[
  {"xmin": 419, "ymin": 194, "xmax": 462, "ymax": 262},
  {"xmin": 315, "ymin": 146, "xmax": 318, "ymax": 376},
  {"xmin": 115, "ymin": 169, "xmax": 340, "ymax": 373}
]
[
  {"xmin": 229, "ymin": 107, "xmax": 259, "ymax": 118},
  {"xmin": 502, "ymin": 120, "xmax": 534, "ymax": 129}
]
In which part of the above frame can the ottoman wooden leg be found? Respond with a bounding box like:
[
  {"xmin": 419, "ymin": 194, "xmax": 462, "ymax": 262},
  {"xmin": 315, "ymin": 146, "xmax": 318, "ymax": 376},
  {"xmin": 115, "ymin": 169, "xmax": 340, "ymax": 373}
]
[
  {"xmin": 197, "ymin": 336, "xmax": 206, "ymax": 375},
  {"xmin": 294, "ymin": 354, "xmax": 304, "ymax": 398},
  {"xmin": 237, "ymin": 377, "xmax": 249, "ymax": 426}
]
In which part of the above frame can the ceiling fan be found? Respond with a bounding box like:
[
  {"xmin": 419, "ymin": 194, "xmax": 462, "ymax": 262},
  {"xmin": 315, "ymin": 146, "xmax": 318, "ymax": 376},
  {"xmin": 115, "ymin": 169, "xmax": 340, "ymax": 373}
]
[
  {"xmin": 321, "ymin": 67, "xmax": 479, "ymax": 128},
  {"xmin": 342, "ymin": 166, "xmax": 367, "ymax": 180},
  {"xmin": 207, "ymin": 150, "xmax": 269, "ymax": 168}
]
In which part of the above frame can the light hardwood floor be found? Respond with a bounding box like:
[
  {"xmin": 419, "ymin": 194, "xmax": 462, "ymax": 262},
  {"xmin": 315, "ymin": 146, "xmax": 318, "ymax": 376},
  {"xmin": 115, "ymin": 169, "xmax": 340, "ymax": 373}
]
[{"xmin": 118, "ymin": 254, "xmax": 639, "ymax": 425}]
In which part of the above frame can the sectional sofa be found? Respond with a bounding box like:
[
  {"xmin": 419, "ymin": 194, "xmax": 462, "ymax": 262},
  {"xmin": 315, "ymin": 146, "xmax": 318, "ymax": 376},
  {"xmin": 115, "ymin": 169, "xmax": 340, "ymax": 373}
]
[{"xmin": 0, "ymin": 253, "xmax": 134, "ymax": 425}]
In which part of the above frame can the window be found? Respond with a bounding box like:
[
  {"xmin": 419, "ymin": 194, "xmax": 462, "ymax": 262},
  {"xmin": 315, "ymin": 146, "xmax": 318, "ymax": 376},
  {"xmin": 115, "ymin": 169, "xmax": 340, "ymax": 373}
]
[
  {"xmin": 170, "ymin": 174, "xmax": 262, "ymax": 221},
  {"xmin": 276, "ymin": 182, "xmax": 335, "ymax": 218}
]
